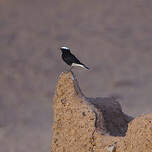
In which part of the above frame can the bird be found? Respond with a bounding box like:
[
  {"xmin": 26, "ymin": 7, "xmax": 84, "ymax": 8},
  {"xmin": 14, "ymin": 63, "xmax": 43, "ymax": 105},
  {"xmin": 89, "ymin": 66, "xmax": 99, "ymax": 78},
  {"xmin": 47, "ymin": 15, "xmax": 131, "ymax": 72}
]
[{"xmin": 60, "ymin": 46, "xmax": 89, "ymax": 70}]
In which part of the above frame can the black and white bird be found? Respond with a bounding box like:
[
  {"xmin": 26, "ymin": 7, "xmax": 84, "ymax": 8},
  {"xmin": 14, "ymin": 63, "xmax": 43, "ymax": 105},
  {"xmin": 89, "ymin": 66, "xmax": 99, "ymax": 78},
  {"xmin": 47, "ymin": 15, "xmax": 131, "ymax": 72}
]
[{"xmin": 60, "ymin": 46, "xmax": 89, "ymax": 70}]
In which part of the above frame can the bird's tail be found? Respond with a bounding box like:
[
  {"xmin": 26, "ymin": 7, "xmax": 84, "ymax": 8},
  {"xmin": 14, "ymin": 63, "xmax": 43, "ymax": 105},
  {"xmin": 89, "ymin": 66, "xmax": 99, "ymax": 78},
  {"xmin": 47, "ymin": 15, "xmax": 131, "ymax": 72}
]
[{"xmin": 82, "ymin": 64, "xmax": 90, "ymax": 70}]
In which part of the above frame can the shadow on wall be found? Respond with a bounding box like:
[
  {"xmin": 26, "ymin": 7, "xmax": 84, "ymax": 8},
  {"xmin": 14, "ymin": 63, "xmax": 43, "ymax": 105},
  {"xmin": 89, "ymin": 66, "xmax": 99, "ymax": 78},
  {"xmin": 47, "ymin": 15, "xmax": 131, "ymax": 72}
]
[{"xmin": 87, "ymin": 97, "xmax": 133, "ymax": 136}]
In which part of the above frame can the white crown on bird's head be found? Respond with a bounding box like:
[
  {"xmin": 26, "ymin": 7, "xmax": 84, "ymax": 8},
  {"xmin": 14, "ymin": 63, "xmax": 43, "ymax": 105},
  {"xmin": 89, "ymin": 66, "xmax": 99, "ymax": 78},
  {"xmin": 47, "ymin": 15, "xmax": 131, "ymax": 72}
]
[{"xmin": 60, "ymin": 46, "xmax": 70, "ymax": 51}]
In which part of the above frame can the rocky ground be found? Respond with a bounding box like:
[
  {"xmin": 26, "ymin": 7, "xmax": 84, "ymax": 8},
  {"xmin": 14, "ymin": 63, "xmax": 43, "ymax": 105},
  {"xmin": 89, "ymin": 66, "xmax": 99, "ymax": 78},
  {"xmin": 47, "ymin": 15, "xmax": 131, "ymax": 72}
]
[{"xmin": 1, "ymin": 0, "xmax": 152, "ymax": 151}]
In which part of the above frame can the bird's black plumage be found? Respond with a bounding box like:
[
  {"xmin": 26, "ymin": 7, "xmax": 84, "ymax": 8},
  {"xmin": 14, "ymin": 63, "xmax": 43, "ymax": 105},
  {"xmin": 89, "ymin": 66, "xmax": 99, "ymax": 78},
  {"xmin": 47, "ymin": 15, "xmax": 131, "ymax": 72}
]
[
  {"xmin": 62, "ymin": 51, "xmax": 82, "ymax": 66},
  {"xmin": 60, "ymin": 47, "xmax": 89, "ymax": 70}
]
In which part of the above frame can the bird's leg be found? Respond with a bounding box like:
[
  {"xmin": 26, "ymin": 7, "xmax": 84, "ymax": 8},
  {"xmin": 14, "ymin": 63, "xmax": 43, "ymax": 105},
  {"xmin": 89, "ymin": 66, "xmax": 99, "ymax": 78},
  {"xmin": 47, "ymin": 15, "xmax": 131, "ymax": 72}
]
[
  {"xmin": 65, "ymin": 66, "xmax": 73, "ymax": 73},
  {"xmin": 69, "ymin": 66, "xmax": 73, "ymax": 72}
]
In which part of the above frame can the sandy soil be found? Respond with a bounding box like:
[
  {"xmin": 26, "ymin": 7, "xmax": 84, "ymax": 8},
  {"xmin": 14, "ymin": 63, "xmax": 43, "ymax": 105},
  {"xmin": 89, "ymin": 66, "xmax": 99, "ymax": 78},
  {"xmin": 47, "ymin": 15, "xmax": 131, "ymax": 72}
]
[{"xmin": 0, "ymin": 0, "xmax": 152, "ymax": 151}]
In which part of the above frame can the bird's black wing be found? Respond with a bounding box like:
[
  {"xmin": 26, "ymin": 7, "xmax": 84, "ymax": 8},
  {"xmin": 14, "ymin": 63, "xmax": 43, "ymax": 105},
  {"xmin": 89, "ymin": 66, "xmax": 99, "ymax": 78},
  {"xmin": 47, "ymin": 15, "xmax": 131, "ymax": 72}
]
[
  {"xmin": 69, "ymin": 53, "xmax": 82, "ymax": 64},
  {"xmin": 62, "ymin": 52, "xmax": 82, "ymax": 65}
]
